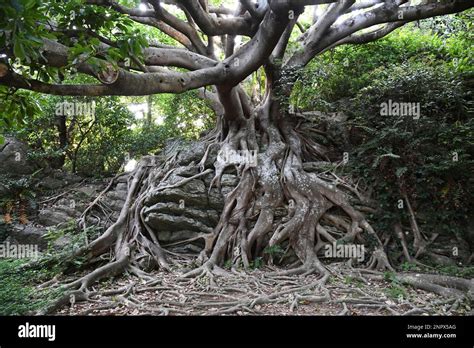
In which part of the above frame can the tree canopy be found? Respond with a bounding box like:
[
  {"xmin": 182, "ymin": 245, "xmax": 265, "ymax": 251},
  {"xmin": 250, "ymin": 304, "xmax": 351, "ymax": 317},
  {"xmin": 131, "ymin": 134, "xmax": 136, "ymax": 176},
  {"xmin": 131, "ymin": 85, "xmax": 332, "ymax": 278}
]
[{"xmin": 0, "ymin": 0, "xmax": 471, "ymax": 98}]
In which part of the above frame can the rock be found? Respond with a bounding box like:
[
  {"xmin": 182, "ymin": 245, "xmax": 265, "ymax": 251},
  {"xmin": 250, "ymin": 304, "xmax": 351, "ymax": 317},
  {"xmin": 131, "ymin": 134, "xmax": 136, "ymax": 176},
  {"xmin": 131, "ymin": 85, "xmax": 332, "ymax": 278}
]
[
  {"xmin": 220, "ymin": 186, "xmax": 234, "ymax": 197},
  {"xmin": 104, "ymin": 199, "xmax": 125, "ymax": 213},
  {"xmin": 13, "ymin": 137, "xmax": 244, "ymax": 251},
  {"xmin": 76, "ymin": 185, "xmax": 99, "ymax": 197},
  {"xmin": 7, "ymin": 224, "xmax": 48, "ymax": 250},
  {"xmin": 176, "ymin": 141, "xmax": 219, "ymax": 168},
  {"xmin": 145, "ymin": 213, "xmax": 213, "ymax": 234},
  {"xmin": 143, "ymin": 202, "xmax": 219, "ymax": 226},
  {"xmin": 220, "ymin": 174, "xmax": 238, "ymax": 187},
  {"xmin": 181, "ymin": 179, "xmax": 206, "ymax": 195},
  {"xmin": 105, "ymin": 190, "xmax": 127, "ymax": 202},
  {"xmin": 427, "ymin": 253, "xmax": 457, "ymax": 267},
  {"xmin": 139, "ymin": 140, "xmax": 240, "ymax": 246},
  {"xmin": 169, "ymin": 243, "xmax": 203, "ymax": 253},
  {"xmin": 52, "ymin": 235, "xmax": 73, "ymax": 249},
  {"xmin": 116, "ymin": 174, "xmax": 130, "ymax": 183},
  {"xmin": 38, "ymin": 209, "xmax": 75, "ymax": 227},
  {"xmin": 177, "ymin": 141, "xmax": 206, "ymax": 165},
  {"xmin": 173, "ymin": 165, "xmax": 199, "ymax": 177},
  {"xmin": 115, "ymin": 182, "xmax": 128, "ymax": 192},
  {"xmin": 156, "ymin": 230, "xmax": 201, "ymax": 244},
  {"xmin": 53, "ymin": 171, "xmax": 83, "ymax": 185},
  {"xmin": 165, "ymin": 172, "xmax": 207, "ymax": 194},
  {"xmin": 38, "ymin": 176, "xmax": 66, "ymax": 191},
  {"xmin": 0, "ymin": 137, "xmax": 36, "ymax": 176},
  {"xmin": 145, "ymin": 187, "xmax": 224, "ymax": 210}
]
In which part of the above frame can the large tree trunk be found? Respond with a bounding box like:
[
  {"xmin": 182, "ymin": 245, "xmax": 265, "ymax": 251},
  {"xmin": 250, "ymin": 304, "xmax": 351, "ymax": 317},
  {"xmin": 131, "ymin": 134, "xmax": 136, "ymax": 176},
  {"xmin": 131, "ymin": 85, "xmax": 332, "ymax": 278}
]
[
  {"xmin": 186, "ymin": 76, "xmax": 393, "ymax": 276},
  {"xmin": 50, "ymin": 114, "xmax": 67, "ymax": 169},
  {"xmin": 37, "ymin": 80, "xmax": 474, "ymax": 313},
  {"xmin": 59, "ymin": 76, "xmax": 394, "ymax": 292},
  {"xmin": 5, "ymin": 0, "xmax": 471, "ymax": 314}
]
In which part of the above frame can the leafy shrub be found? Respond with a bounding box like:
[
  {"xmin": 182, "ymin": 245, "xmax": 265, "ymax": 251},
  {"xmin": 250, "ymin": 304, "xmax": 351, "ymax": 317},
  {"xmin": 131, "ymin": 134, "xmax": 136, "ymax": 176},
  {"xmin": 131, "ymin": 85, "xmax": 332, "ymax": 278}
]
[
  {"xmin": 344, "ymin": 62, "xmax": 472, "ymax": 240},
  {"xmin": 0, "ymin": 259, "xmax": 63, "ymax": 315},
  {"xmin": 293, "ymin": 17, "xmax": 473, "ymax": 260},
  {"xmin": 292, "ymin": 21, "xmax": 473, "ymax": 111}
]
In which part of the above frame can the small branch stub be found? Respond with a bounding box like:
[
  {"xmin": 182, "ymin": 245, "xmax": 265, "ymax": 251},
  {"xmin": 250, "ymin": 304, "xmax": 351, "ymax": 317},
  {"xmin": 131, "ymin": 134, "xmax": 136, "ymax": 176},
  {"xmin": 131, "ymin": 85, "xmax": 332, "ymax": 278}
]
[{"xmin": 97, "ymin": 63, "xmax": 119, "ymax": 84}]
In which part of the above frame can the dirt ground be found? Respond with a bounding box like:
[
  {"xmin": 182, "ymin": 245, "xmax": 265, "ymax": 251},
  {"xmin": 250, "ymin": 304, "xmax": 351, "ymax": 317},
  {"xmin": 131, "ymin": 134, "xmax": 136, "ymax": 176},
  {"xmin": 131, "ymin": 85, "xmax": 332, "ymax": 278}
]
[{"xmin": 54, "ymin": 263, "xmax": 472, "ymax": 316}]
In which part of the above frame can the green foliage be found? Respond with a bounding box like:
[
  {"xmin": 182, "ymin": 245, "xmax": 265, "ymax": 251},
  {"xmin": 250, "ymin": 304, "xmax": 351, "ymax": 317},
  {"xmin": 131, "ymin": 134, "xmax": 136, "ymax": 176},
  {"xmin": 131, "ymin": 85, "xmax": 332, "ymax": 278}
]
[
  {"xmin": 292, "ymin": 22, "xmax": 473, "ymax": 111},
  {"xmin": 125, "ymin": 91, "xmax": 214, "ymax": 160},
  {"xmin": 0, "ymin": 259, "xmax": 63, "ymax": 315},
  {"xmin": 263, "ymin": 245, "xmax": 285, "ymax": 258},
  {"xmin": 249, "ymin": 257, "xmax": 263, "ymax": 269},
  {"xmin": 294, "ymin": 18, "xmax": 473, "ymax": 246},
  {"xmin": 385, "ymin": 284, "xmax": 407, "ymax": 301},
  {"xmin": 0, "ymin": 0, "xmax": 55, "ymax": 66},
  {"xmin": 9, "ymin": 92, "xmax": 135, "ymax": 176},
  {"xmin": 0, "ymin": 172, "xmax": 39, "ymax": 222},
  {"xmin": 0, "ymin": 174, "xmax": 36, "ymax": 203},
  {"xmin": 345, "ymin": 62, "xmax": 472, "ymax": 239},
  {"xmin": 42, "ymin": 220, "xmax": 101, "ymax": 262},
  {"xmin": 400, "ymin": 262, "xmax": 419, "ymax": 272},
  {"xmin": 343, "ymin": 276, "xmax": 364, "ymax": 287},
  {"xmin": 223, "ymin": 259, "xmax": 232, "ymax": 269},
  {"xmin": 69, "ymin": 97, "xmax": 135, "ymax": 175},
  {"xmin": 400, "ymin": 262, "xmax": 474, "ymax": 278},
  {"xmin": 432, "ymin": 265, "xmax": 474, "ymax": 279},
  {"xmin": 154, "ymin": 91, "xmax": 215, "ymax": 139},
  {"xmin": 0, "ymin": 87, "xmax": 44, "ymax": 139},
  {"xmin": 383, "ymin": 271, "xmax": 407, "ymax": 300},
  {"xmin": 0, "ymin": 0, "xmax": 151, "ymax": 85},
  {"xmin": 2, "ymin": 80, "xmax": 216, "ymax": 176}
]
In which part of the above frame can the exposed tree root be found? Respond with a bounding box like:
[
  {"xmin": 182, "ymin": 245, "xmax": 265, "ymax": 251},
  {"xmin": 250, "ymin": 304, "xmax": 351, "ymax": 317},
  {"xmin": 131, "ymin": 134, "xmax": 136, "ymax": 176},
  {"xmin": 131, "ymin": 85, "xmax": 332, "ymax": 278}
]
[
  {"xmin": 35, "ymin": 91, "xmax": 471, "ymax": 315},
  {"xmin": 359, "ymin": 270, "xmax": 474, "ymax": 302},
  {"xmin": 46, "ymin": 263, "xmax": 471, "ymax": 316}
]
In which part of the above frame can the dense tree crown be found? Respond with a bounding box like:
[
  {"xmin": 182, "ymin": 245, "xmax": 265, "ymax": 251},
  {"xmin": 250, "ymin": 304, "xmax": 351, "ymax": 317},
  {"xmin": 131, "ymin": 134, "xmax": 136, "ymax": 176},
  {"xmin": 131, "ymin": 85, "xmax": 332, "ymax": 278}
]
[{"xmin": 0, "ymin": 0, "xmax": 471, "ymax": 98}]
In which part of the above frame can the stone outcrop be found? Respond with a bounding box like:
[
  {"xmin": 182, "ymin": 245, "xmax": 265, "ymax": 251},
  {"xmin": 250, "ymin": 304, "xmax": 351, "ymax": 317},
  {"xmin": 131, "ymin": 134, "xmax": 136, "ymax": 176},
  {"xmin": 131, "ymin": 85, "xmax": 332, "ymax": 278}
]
[{"xmin": 0, "ymin": 137, "xmax": 36, "ymax": 176}]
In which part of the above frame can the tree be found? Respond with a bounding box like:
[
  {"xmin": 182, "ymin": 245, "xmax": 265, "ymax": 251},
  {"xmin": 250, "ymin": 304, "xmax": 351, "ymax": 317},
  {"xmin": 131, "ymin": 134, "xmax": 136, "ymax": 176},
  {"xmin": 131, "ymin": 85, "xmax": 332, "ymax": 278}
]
[{"xmin": 1, "ymin": 0, "xmax": 473, "ymax": 305}]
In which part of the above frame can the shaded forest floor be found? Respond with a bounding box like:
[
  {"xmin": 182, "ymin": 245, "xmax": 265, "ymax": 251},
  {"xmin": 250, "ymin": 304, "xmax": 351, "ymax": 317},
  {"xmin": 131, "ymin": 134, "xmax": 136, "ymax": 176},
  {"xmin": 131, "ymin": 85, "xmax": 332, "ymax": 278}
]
[
  {"xmin": 1, "ymin": 150, "xmax": 473, "ymax": 316},
  {"xmin": 54, "ymin": 262, "xmax": 472, "ymax": 316}
]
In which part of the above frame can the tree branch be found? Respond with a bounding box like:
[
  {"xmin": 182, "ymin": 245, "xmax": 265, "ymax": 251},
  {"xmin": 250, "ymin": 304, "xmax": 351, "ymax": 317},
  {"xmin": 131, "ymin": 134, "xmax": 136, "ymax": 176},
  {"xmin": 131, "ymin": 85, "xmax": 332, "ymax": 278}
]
[
  {"xmin": 287, "ymin": 0, "xmax": 473, "ymax": 68},
  {"xmin": 1, "ymin": 4, "xmax": 293, "ymax": 96},
  {"xmin": 177, "ymin": 0, "xmax": 256, "ymax": 36}
]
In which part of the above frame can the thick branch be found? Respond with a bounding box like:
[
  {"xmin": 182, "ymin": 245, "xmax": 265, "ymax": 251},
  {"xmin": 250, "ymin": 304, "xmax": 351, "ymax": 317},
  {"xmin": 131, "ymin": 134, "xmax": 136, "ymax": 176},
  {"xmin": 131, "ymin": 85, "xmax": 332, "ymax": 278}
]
[
  {"xmin": 177, "ymin": 0, "xmax": 256, "ymax": 36},
  {"xmin": 287, "ymin": 0, "xmax": 473, "ymax": 68},
  {"xmin": 1, "ymin": 5, "xmax": 292, "ymax": 96}
]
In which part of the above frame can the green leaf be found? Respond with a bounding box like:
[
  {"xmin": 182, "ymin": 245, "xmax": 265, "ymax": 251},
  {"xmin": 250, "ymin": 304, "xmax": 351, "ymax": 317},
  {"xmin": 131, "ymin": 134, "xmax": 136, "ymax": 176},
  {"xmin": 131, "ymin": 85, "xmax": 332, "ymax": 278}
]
[
  {"xmin": 22, "ymin": 0, "xmax": 36, "ymax": 10},
  {"xmin": 13, "ymin": 37, "xmax": 26, "ymax": 60}
]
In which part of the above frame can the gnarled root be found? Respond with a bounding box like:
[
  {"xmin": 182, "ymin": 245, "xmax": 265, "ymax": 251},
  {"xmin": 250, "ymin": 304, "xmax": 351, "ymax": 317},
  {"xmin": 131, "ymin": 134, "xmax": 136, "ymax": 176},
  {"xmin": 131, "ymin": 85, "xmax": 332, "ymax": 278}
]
[{"xmin": 39, "ymin": 95, "xmax": 396, "ymax": 313}]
